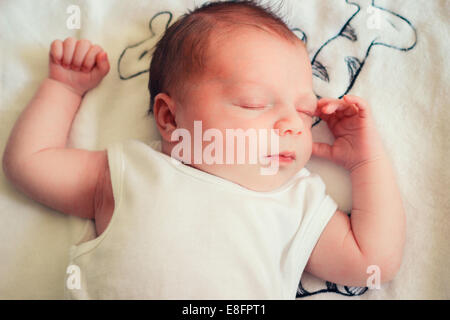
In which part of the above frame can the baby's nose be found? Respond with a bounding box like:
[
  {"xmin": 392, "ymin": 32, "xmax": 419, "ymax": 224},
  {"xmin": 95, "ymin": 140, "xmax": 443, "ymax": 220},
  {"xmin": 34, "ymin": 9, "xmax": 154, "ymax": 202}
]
[{"xmin": 273, "ymin": 117, "xmax": 303, "ymax": 136}]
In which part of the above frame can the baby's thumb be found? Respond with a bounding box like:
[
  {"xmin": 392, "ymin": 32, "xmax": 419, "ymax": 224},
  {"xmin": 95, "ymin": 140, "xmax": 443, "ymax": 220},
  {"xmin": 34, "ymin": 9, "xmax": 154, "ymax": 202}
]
[
  {"xmin": 311, "ymin": 142, "xmax": 333, "ymax": 161},
  {"xmin": 94, "ymin": 51, "xmax": 110, "ymax": 77}
]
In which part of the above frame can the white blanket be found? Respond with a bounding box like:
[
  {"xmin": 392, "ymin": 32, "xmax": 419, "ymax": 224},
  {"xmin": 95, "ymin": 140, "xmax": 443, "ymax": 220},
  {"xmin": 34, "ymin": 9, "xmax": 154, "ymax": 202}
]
[{"xmin": 0, "ymin": 0, "xmax": 448, "ymax": 299}]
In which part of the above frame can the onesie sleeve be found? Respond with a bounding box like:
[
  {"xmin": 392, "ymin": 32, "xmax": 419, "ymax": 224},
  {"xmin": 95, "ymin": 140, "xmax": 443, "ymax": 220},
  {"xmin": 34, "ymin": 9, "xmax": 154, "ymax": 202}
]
[
  {"xmin": 105, "ymin": 140, "xmax": 125, "ymax": 215},
  {"xmin": 67, "ymin": 139, "xmax": 125, "ymax": 260}
]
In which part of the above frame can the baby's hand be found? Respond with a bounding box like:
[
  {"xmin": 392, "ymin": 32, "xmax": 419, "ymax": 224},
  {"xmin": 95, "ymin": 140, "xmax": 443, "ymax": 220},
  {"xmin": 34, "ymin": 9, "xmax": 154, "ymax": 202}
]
[
  {"xmin": 48, "ymin": 37, "xmax": 110, "ymax": 97},
  {"xmin": 313, "ymin": 95, "xmax": 386, "ymax": 172}
]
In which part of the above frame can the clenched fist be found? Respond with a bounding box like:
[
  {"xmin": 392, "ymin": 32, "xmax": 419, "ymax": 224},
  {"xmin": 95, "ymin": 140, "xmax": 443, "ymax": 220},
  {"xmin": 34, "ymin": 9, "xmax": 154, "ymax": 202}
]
[{"xmin": 49, "ymin": 37, "xmax": 110, "ymax": 97}]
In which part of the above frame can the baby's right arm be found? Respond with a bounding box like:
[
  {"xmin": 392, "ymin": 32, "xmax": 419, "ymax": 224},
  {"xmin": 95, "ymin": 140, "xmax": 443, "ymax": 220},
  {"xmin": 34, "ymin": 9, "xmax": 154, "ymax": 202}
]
[{"xmin": 2, "ymin": 38, "xmax": 112, "ymax": 227}]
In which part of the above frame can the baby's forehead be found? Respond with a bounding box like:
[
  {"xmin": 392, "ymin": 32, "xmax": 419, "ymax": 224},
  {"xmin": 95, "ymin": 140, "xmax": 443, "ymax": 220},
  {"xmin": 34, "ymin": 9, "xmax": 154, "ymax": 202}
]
[
  {"xmin": 207, "ymin": 24, "xmax": 305, "ymax": 54},
  {"xmin": 204, "ymin": 28, "xmax": 305, "ymax": 70},
  {"xmin": 176, "ymin": 25, "xmax": 309, "ymax": 102},
  {"xmin": 207, "ymin": 52, "xmax": 303, "ymax": 77}
]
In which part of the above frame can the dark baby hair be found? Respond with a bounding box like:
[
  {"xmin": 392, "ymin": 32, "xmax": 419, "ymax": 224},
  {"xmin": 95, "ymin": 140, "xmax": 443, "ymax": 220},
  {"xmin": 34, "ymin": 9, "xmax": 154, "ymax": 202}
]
[{"xmin": 147, "ymin": 0, "xmax": 302, "ymax": 115}]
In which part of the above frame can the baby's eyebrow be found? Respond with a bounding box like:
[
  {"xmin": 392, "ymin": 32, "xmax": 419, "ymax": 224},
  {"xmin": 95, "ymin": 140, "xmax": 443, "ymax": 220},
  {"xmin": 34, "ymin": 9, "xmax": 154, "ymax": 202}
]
[
  {"xmin": 224, "ymin": 81, "xmax": 274, "ymax": 97},
  {"xmin": 227, "ymin": 80, "xmax": 272, "ymax": 91}
]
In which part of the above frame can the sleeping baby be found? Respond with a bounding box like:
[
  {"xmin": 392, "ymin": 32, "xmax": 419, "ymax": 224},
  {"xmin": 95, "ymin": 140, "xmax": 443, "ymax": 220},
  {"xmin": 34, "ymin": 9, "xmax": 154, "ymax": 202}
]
[{"xmin": 2, "ymin": 0, "xmax": 406, "ymax": 299}]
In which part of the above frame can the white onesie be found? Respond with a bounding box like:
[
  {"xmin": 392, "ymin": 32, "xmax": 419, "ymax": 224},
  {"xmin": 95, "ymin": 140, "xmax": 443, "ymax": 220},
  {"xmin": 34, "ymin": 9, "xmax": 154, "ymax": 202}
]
[{"xmin": 64, "ymin": 138, "xmax": 338, "ymax": 299}]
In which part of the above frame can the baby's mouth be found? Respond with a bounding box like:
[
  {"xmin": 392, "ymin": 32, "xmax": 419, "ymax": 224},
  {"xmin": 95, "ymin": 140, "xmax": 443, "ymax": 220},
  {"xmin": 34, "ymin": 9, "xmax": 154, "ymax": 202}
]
[{"xmin": 266, "ymin": 151, "xmax": 296, "ymax": 163}]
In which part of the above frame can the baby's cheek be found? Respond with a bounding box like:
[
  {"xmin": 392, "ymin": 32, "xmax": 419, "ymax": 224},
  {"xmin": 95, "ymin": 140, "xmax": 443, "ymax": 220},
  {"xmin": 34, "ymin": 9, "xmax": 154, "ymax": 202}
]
[{"xmin": 301, "ymin": 131, "xmax": 313, "ymax": 159}]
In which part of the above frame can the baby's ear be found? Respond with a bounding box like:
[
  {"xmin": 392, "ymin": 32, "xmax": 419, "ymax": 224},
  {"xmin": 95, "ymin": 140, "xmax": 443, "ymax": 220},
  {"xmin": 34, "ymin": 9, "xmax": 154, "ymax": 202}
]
[{"xmin": 153, "ymin": 93, "xmax": 178, "ymax": 139}]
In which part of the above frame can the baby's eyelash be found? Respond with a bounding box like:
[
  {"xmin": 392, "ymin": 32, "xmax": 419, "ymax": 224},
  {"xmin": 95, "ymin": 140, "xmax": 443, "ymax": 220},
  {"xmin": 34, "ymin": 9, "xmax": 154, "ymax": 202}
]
[
  {"xmin": 236, "ymin": 104, "xmax": 314, "ymax": 116},
  {"xmin": 239, "ymin": 105, "xmax": 267, "ymax": 110}
]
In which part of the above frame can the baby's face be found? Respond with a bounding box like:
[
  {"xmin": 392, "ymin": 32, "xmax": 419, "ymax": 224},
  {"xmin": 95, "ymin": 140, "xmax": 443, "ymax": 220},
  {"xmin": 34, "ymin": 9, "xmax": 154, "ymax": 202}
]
[{"xmin": 163, "ymin": 28, "xmax": 316, "ymax": 192}]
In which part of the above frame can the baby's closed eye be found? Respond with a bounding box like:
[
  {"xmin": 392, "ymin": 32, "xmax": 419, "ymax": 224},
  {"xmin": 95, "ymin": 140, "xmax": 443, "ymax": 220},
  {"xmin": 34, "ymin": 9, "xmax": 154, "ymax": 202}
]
[
  {"xmin": 297, "ymin": 109, "xmax": 314, "ymax": 117},
  {"xmin": 237, "ymin": 104, "xmax": 272, "ymax": 110}
]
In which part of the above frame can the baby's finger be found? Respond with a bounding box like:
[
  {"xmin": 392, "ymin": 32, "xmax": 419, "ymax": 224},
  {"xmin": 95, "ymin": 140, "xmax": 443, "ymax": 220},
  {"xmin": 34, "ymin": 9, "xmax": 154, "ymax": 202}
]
[
  {"xmin": 49, "ymin": 39, "xmax": 63, "ymax": 64},
  {"xmin": 72, "ymin": 39, "xmax": 92, "ymax": 71},
  {"xmin": 314, "ymin": 107, "xmax": 340, "ymax": 130},
  {"xmin": 62, "ymin": 37, "xmax": 77, "ymax": 68},
  {"xmin": 317, "ymin": 98, "xmax": 348, "ymax": 114},
  {"xmin": 343, "ymin": 103, "xmax": 358, "ymax": 116},
  {"xmin": 81, "ymin": 45, "xmax": 102, "ymax": 72},
  {"xmin": 317, "ymin": 98, "xmax": 339, "ymax": 109},
  {"xmin": 93, "ymin": 51, "xmax": 110, "ymax": 77},
  {"xmin": 320, "ymin": 100, "xmax": 359, "ymax": 118},
  {"xmin": 315, "ymin": 98, "xmax": 339, "ymax": 117},
  {"xmin": 322, "ymin": 102, "xmax": 340, "ymax": 114},
  {"xmin": 312, "ymin": 142, "xmax": 333, "ymax": 162},
  {"xmin": 320, "ymin": 102, "xmax": 345, "ymax": 115},
  {"xmin": 343, "ymin": 95, "xmax": 370, "ymax": 118}
]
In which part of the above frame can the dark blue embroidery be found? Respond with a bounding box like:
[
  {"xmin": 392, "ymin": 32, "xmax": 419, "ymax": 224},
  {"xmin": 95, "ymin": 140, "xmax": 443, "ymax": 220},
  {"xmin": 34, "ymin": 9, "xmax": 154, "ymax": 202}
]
[
  {"xmin": 297, "ymin": 280, "xmax": 368, "ymax": 298},
  {"xmin": 341, "ymin": 23, "xmax": 358, "ymax": 42},
  {"xmin": 118, "ymin": 11, "xmax": 173, "ymax": 81},
  {"xmin": 308, "ymin": 0, "xmax": 417, "ymax": 127},
  {"xmin": 312, "ymin": 60, "xmax": 330, "ymax": 83}
]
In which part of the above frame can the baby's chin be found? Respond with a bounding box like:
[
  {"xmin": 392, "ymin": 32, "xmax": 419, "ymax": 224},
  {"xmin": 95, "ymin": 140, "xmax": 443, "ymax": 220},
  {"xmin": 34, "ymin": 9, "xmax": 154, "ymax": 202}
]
[
  {"xmin": 188, "ymin": 157, "xmax": 308, "ymax": 192},
  {"xmin": 230, "ymin": 166, "xmax": 305, "ymax": 192}
]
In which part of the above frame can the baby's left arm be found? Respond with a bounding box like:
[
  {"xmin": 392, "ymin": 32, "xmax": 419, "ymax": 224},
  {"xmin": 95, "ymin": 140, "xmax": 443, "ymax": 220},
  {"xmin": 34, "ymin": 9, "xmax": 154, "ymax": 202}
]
[{"xmin": 305, "ymin": 95, "xmax": 406, "ymax": 287}]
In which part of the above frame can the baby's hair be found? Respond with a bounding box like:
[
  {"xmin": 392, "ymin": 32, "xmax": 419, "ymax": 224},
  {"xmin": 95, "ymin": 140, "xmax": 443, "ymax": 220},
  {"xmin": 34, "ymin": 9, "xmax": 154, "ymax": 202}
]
[{"xmin": 147, "ymin": 0, "xmax": 302, "ymax": 115}]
